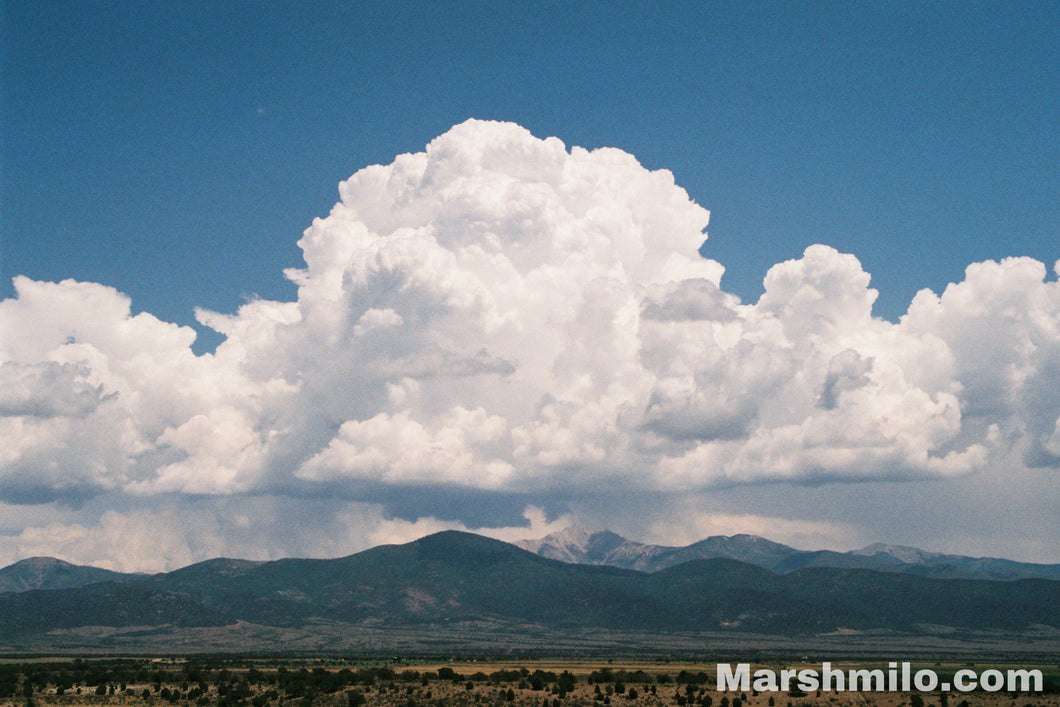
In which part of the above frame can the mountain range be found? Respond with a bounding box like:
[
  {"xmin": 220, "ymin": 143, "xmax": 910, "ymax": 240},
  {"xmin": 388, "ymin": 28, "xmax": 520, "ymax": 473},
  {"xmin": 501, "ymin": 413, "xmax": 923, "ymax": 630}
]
[
  {"xmin": 515, "ymin": 526, "xmax": 1060, "ymax": 581},
  {"xmin": 1, "ymin": 530, "xmax": 1058, "ymax": 653},
  {"xmin": 6, "ymin": 527, "xmax": 1057, "ymax": 599}
]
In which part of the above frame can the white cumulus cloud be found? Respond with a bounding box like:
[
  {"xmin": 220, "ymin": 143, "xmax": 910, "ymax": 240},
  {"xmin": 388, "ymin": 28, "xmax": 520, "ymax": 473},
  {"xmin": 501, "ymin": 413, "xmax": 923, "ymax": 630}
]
[{"xmin": 2, "ymin": 120, "xmax": 1059, "ymax": 567}]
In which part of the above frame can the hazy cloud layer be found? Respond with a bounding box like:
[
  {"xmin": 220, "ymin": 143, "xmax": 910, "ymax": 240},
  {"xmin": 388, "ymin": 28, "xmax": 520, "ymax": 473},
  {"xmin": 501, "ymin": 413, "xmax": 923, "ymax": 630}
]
[{"xmin": 2, "ymin": 120, "xmax": 1059, "ymax": 569}]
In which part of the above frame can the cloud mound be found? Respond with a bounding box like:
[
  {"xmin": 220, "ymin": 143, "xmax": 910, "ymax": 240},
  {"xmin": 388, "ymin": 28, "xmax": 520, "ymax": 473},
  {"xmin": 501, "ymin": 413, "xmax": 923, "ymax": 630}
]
[{"xmin": 3, "ymin": 120, "xmax": 1060, "ymax": 517}]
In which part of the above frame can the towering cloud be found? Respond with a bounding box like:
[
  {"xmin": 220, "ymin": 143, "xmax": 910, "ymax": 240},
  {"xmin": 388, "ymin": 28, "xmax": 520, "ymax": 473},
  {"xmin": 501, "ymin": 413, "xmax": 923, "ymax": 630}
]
[{"xmin": 2, "ymin": 120, "xmax": 1058, "ymax": 569}]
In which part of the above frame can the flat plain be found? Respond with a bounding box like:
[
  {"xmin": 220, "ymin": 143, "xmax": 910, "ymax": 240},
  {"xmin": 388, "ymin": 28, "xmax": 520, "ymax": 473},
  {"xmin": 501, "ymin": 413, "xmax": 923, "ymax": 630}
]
[{"xmin": 2, "ymin": 657, "xmax": 1058, "ymax": 707}]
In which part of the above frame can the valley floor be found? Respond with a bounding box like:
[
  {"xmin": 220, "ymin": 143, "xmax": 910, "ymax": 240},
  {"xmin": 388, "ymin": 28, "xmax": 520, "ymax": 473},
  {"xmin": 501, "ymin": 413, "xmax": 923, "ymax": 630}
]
[
  {"xmin": 5, "ymin": 682, "xmax": 1060, "ymax": 707},
  {"xmin": 2, "ymin": 659, "xmax": 1057, "ymax": 707}
]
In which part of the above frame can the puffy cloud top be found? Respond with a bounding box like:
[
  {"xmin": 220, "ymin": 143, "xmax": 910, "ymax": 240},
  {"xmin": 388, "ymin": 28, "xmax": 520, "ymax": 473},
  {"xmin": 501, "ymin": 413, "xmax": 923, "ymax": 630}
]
[{"xmin": 2, "ymin": 120, "xmax": 1060, "ymax": 513}]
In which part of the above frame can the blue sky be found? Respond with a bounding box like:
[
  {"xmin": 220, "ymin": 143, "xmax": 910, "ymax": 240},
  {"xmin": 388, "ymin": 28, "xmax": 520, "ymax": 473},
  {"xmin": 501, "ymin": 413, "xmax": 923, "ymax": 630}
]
[
  {"xmin": 6, "ymin": 1, "xmax": 1058, "ymax": 344},
  {"xmin": 2, "ymin": 2, "xmax": 1060, "ymax": 570}
]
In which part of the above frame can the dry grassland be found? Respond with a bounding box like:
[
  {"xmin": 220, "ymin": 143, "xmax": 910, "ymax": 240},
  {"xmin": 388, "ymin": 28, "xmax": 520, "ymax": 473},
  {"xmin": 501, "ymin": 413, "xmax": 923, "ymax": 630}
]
[{"xmin": 2, "ymin": 659, "xmax": 1058, "ymax": 707}]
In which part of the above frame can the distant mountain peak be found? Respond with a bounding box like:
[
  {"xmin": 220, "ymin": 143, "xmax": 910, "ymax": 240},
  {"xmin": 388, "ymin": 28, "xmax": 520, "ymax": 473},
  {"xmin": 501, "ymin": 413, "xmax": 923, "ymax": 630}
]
[
  {"xmin": 7, "ymin": 556, "xmax": 76, "ymax": 568},
  {"xmin": 516, "ymin": 526, "xmax": 808, "ymax": 572},
  {"xmin": 514, "ymin": 528, "xmax": 1060, "ymax": 582},
  {"xmin": 517, "ymin": 524, "xmax": 603, "ymax": 550},
  {"xmin": 514, "ymin": 525, "xmax": 647, "ymax": 566},
  {"xmin": 852, "ymin": 542, "xmax": 944, "ymax": 563},
  {"xmin": 0, "ymin": 555, "xmax": 132, "ymax": 594},
  {"xmin": 547, "ymin": 524, "xmax": 610, "ymax": 541},
  {"xmin": 730, "ymin": 533, "xmax": 770, "ymax": 542}
]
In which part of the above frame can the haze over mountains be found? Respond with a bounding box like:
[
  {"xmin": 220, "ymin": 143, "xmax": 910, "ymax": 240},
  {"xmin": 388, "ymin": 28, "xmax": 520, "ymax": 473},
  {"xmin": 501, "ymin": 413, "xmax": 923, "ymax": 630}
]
[
  {"xmin": 4, "ymin": 527, "xmax": 1060, "ymax": 597},
  {"xmin": 515, "ymin": 527, "xmax": 1060, "ymax": 582}
]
